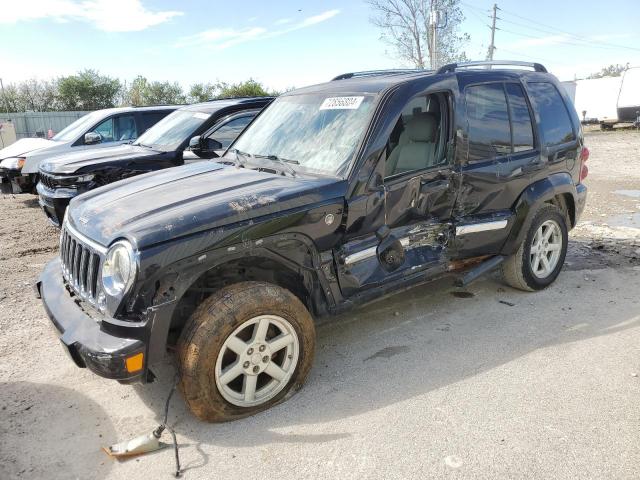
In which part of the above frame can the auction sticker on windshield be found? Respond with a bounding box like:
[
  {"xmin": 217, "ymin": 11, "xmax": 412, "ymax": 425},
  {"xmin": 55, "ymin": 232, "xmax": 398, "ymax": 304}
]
[{"xmin": 320, "ymin": 96, "xmax": 365, "ymax": 110}]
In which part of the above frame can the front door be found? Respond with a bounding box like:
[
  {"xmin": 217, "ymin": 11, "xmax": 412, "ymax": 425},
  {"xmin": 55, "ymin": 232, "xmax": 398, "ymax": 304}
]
[{"xmin": 335, "ymin": 92, "xmax": 457, "ymax": 297}]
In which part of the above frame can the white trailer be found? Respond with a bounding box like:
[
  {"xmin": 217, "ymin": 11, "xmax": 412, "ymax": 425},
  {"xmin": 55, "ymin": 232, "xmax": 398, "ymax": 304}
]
[
  {"xmin": 573, "ymin": 76, "xmax": 623, "ymax": 126},
  {"xmin": 617, "ymin": 67, "xmax": 640, "ymax": 124}
]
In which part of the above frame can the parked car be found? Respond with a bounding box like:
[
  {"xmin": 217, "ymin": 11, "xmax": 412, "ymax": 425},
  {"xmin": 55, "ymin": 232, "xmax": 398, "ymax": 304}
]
[
  {"xmin": 0, "ymin": 106, "xmax": 176, "ymax": 194},
  {"xmin": 37, "ymin": 61, "xmax": 588, "ymax": 422},
  {"xmin": 36, "ymin": 97, "xmax": 273, "ymax": 226}
]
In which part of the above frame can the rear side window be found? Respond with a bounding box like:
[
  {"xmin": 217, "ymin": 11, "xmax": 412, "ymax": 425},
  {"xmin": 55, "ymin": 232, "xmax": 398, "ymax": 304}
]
[
  {"xmin": 505, "ymin": 83, "xmax": 534, "ymax": 152},
  {"xmin": 141, "ymin": 111, "xmax": 171, "ymax": 133},
  {"xmin": 527, "ymin": 82, "xmax": 575, "ymax": 145},
  {"xmin": 465, "ymin": 83, "xmax": 511, "ymax": 162}
]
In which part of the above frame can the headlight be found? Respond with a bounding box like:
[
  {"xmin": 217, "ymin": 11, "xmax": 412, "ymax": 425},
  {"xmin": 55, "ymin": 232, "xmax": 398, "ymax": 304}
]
[
  {"xmin": 0, "ymin": 157, "xmax": 26, "ymax": 170},
  {"xmin": 75, "ymin": 174, "xmax": 94, "ymax": 183},
  {"xmin": 101, "ymin": 240, "xmax": 136, "ymax": 297}
]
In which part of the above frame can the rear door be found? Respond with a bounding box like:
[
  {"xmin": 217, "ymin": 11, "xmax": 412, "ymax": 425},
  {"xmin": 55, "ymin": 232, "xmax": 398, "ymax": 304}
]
[{"xmin": 453, "ymin": 78, "xmax": 538, "ymax": 257}]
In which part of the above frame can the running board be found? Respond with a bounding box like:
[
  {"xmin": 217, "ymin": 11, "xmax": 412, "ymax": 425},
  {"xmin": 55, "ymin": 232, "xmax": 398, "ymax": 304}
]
[{"xmin": 454, "ymin": 255, "xmax": 506, "ymax": 287}]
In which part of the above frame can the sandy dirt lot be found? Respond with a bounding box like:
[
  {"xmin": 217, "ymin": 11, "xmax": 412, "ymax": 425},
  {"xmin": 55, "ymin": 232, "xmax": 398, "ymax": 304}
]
[{"xmin": 1, "ymin": 130, "xmax": 639, "ymax": 480}]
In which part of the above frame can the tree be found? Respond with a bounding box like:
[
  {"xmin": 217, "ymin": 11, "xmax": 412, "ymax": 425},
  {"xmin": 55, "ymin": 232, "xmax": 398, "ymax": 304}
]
[
  {"xmin": 587, "ymin": 63, "xmax": 629, "ymax": 79},
  {"xmin": 142, "ymin": 81, "xmax": 186, "ymax": 105},
  {"xmin": 215, "ymin": 79, "xmax": 277, "ymax": 99},
  {"xmin": 367, "ymin": 0, "xmax": 469, "ymax": 69},
  {"xmin": 0, "ymin": 83, "xmax": 21, "ymax": 113},
  {"xmin": 188, "ymin": 83, "xmax": 218, "ymax": 103},
  {"xmin": 17, "ymin": 79, "xmax": 59, "ymax": 111},
  {"xmin": 57, "ymin": 70, "xmax": 121, "ymax": 110},
  {"xmin": 123, "ymin": 76, "xmax": 149, "ymax": 106},
  {"xmin": 121, "ymin": 77, "xmax": 185, "ymax": 106}
]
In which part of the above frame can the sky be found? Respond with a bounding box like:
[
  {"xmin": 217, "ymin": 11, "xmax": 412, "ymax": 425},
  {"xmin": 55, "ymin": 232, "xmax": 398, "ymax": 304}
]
[{"xmin": 1, "ymin": 0, "xmax": 639, "ymax": 91}]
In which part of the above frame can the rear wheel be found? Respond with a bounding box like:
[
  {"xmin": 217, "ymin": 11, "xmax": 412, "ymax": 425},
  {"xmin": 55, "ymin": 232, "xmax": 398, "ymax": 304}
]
[
  {"xmin": 177, "ymin": 281, "xmax": 315, "ymax": 422},
  {"xmin": 501, "ymin": 204, "xmax": 568, "ymax": 291}
]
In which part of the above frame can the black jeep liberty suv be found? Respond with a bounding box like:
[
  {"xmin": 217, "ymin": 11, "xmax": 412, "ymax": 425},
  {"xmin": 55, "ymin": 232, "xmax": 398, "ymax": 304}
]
[{"xmin": 37, "ymin": 61, "xmax": 588, "ymax": 422}]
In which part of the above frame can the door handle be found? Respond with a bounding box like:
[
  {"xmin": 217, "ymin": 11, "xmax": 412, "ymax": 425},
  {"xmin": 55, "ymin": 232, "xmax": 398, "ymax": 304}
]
[{"xmin": 421, "ymin": 178, "xmax": 450, "ymax": 190}]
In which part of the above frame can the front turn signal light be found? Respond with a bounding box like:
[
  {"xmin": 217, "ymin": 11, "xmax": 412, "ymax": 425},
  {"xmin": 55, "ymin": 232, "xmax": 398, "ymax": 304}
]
[{"xmin": 125, "ymin": 352, "xmax": 144, "ymax": 373}]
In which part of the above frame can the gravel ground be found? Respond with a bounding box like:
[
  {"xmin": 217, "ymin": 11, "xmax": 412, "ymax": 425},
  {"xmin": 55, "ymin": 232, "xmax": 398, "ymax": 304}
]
[{"xmin": 1, "ymin": 130, "xmax": 639, "ymax": 480}]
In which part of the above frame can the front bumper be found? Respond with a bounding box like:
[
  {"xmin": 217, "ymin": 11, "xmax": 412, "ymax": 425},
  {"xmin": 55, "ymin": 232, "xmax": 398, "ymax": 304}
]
[
  {"xmin": 36, "ymin": 258, "xmax": 150, "ymax": 382},
  {"xmin": 36, "ymin": 182, "xmax": 76, "ymax": 227}
]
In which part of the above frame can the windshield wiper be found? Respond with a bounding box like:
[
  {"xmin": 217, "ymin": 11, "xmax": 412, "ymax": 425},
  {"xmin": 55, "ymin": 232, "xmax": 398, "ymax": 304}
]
[
  {"xmin": 253, "ymin": 154, "xmax": 298, "ymax": 177},
  {"xmin": 225, "ymin": 148, "xmax": 251, "ymax": 168}
]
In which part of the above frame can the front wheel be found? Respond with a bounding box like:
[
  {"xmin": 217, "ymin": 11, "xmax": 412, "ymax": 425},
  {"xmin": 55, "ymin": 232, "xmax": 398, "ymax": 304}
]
[
  {"xmin": 501, "ymin": 204, "xmax": 568, "ymax": 291},
  {"xmin": 177, "ymin": 282, "xmax": 316, "ymax": 422}
]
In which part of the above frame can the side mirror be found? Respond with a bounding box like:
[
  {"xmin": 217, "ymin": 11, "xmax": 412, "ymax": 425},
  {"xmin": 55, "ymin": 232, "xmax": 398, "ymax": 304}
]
[
  {"xmin": 84, "ymin": 132, "xmax": 102, "ymax": 145},
  {"xmin": 188, "ymin": 135, "xmax": 201, "ymax": 152},
  {"xmin": 191, "ymin": 136, "xmax": 223, "ymax": 158}
]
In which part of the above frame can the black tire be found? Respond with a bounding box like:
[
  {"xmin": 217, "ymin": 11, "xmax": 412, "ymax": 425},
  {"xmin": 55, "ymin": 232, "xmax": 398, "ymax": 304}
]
[
  {"xmin": 177, "ymin": 281, "xmax": 315, "ymax": 422},
  {"xmin": 501, "ymin": 204, "xmax": 568, "ymax": 291}
]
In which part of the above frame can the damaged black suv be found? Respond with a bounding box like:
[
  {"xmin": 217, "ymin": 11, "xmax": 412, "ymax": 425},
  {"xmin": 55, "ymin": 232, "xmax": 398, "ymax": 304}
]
[{"xmin": 37, "ymin": 61, "xmax": 588, "ymax": 422}]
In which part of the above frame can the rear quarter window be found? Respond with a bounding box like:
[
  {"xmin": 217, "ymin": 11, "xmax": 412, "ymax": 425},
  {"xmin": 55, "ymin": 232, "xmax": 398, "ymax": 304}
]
[{"xmin": 526, "ymin": 82, "xmax": 575, "ymax": 146}]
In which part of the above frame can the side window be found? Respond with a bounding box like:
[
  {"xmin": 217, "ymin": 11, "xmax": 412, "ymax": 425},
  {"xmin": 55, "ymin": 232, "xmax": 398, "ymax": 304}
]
[
  {"xmin": 208, "ymin": 115, "xmax": 253, "ymax": 149},
  {"xmin": 385, "ymin": 93, "xmax": 447, "ymax": 177},
  {"xmin": 93, "ymin": 118, "xmax": 114, "ymax": 143},
  {"xmin": 465, "ymin": 83, "xmax": 511, "ymax": 162},
  {"xmin": 140, "ymin": 111, "xmax": 170, "ymax": 133},
  {"xmin": 526, "ymin": 82, "xmax": 575, "ymax": 146},
  {"xmin": 114, "ymin": 114, "xmax": 137, "ymax": 141},
  {"xmin": 505, "ymin": 83, "xmax": 534, "ymax": 152}
]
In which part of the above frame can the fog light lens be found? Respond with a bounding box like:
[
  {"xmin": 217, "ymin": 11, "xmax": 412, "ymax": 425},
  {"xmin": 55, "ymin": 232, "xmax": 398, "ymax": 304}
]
[{"xmin": 125, "ymin": 352, "xmax": 144, "ymax": 373}]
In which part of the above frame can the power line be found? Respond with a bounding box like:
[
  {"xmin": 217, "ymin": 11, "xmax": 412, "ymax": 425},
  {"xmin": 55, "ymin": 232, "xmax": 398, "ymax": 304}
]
[
  {"xmin": 497, "ymin": 26, "xmax": 639, "ymax": 52},
  {"xmin": 498, "ymin": 7, "xmax": 640, "ymax": 53},
  {"xmin": 461, "ymin": 1, "xmax": 640, "ymax": 53}
]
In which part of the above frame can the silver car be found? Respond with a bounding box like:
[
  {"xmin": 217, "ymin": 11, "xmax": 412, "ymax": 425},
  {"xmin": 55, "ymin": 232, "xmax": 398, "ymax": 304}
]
[{"xmin": 0, "ymin": 105, "xmax": 176, "ymax": 194}]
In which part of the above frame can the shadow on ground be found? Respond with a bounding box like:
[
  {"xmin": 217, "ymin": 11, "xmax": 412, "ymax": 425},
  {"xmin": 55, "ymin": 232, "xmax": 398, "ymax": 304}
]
[
  {"xmin": 0, "ymin": 382, "xmax": 116, "ymax": 480},
  {"xmin": 129, "ymin": 264, "xmax": 640, "ymax": 474}
]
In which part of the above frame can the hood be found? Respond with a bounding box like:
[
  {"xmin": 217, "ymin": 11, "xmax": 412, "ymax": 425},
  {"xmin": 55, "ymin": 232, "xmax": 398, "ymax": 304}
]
[
  {"xmin": 40, "ymin": 144, "xmax": 161, "ymax": 174},
  {"xmin": 68, "ymin": 162, "xmax": 346, "ymax": 249},
  {"xmin": 0, "ymin": 138, "xmax": 56, "ymax": 161}
]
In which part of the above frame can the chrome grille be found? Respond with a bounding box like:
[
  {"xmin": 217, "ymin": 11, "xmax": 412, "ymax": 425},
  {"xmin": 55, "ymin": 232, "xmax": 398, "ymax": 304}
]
[
  {"xmin": 60, "ymin": 224, "xmax": 104, "ymax": 303},
  {"xmin": 40, "ymin": 173, "xmax": 56, "ymax": 189}
]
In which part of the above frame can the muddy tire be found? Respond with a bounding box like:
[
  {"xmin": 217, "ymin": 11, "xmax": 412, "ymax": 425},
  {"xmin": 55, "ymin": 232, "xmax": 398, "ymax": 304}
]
[
  {"xmin": 177, "ymin": 281, "xmax": 315, "ymax": 422},
  {"xmin": 501, "ymin": 204, "xmax": 568, "ymax": 291}
]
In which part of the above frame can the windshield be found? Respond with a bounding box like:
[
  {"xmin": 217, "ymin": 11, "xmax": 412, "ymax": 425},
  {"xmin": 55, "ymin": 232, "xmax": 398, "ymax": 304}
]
[
  {"xmin": 231, "ymin": 93, "xmax": 375, "ymax": 176},
  {"xmin": 134, "ymin": 110, "xmax": 209, "ymax": 150},
  {"xmin": 52, "ymin": 111, "xmax": 105, "ymax": 142}
]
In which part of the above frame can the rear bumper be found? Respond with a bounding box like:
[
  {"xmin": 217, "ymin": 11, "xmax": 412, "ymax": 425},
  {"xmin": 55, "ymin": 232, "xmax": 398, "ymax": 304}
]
[
  {"xmin": 575, "ymin": 182, "xmax": 587, "ymax": 225},
  {"xmin": 36, "ymin": 182, "xmax": 75, "ymax": 227},
  {"xmin": 36, "ymin": 258, "xmax": 148, "ymax": 382}
]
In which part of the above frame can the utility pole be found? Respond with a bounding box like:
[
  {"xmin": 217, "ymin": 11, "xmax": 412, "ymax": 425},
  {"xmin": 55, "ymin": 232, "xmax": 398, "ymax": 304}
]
[
  {"xmin": 429, "ymin": 2, "xmax": 437, "ymax": 69},
  {"xmin": 488, "ymin": 3, "xmax": 499, "ymax": 61},
  {"xmin": 429, "ymin": 0, "xmax": 447, "ymax": 69}
]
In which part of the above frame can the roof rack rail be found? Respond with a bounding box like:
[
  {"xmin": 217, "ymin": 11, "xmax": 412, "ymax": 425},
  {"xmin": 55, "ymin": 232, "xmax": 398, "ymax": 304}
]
[
  {"xmin": 436, "ymin": 60, "xmax": 548, "ymax": 74},
  {"xmin": 332, "ymin": 69, "xmax": 428, "ymax": 81}
]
